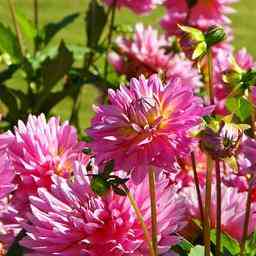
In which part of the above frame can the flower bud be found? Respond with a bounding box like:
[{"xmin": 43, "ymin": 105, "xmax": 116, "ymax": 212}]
[
  {"xmin": 199, "ymin": 122, "xmax": 243, "ymax": 160},
  {"xmin": 205, "ymin": 26, "xmax": 226, "ymax": 48},
  {"xmin": 179, "ymin": 25, "xmax": 207, "ymax": 60}
]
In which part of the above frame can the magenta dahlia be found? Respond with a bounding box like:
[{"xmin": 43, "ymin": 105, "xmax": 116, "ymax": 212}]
[
  {"xmin": 183, "ymin": 182, "xmax": 256, "ymax": 241},
  {"xmin": 0, "ymin": 114, "xmax": 88, "ymax": 215},
  {"xmin": 87, "ymin": 75, "xmax": 212, "ymax": 183},
  {"xmin": 21, "ymin": 162, "xmax": 186, "ymax": 256},
  {"xmin": 161, "ymin": 0, "xmax": 238, "ymax": 36},
  {"xmin": 102, "ymin": 0, "xmax": 163, "ymax": 14}
]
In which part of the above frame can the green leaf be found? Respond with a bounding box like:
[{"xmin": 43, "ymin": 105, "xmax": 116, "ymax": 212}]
[
  {"xmin": 41, "ymin": 40, "xmax": 74, "ymax": 89},
  {"xmin": 245, "ymin": 231, "xmax": 256, "ymax": 256},
  {"xmin": 0, "ymin": 64, "xmax": 19, "ymax": 83},
  {"xmin": 86, "ymin": 0, "xmax": 107, "ymax": 49},
  {"xmin": 42, "ymin": 13, "xmax": 79, "ymax": 45},
  {"xmin": 236, "ymin": 97, "xmax": 252, "ymax": 122},
  {"xmin": 16, "ymin": 9, "xmax": 37, "ymax": 40},
  {"xmin": 0, "ymin": 22, "xmax": 22, "ymax": 63},
  {"xmin": 189, "ymin": 245, "xmax": 207, "ymax": 256},
  {"xmin": 226, "ymin": 97, "xmax": 238, "ymax": 114},
  {"xmin": 210, "ymin": 230, "xmax": 240, "ymax": 255},
  {"xmin": 192, "ymin": 41, "xmax": 207, "ymax": 60}
]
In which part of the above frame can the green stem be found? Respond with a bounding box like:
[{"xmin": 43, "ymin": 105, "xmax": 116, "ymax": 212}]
[
  {"xmin": 204, "ymin": 155, "xmax": 213, "ymax": 256},
  {"xmin": 34, "ymin": 0, "xmax": 39, "ymax": 53},
  {"xmin": 207, "ymin": 48, "xmax": 214, "ymax": 105},
  {"xmin": 8, "ymin": 0, "xmax": 25, "ymax": 56},
  {"xmin": 149, "ymin": 167, "xmax": 158, "ymax": 255},
  {"xmin": 103, "ymin": 0, "xmax": 117, "ymax": 80},
  {"xmin": 240, "ymin": 176, "xmax": 254, "ymax": 256},
  {"xmin": 215, "ymin": 160, "xmax": 222, "ymax": 256},
  {"xmin": 123, "ymin": 185, "xmax": 155, "ymax": 256},
  {"xmin": 191, "ymin": 152, "xmax": 204, "ymax": 226}
]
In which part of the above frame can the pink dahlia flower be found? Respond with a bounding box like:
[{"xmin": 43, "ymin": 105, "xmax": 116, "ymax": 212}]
[
  {"xmin": 161, "ymin": 0, "xmax": 238, "ymax": 36},
  {"xmin": 0, "ymin": 154, "xmax": 15, "ymax": 199},
  {"xmin": 0, "ymin": 114, "xmax": 88, "ymax": 215},
  {"xmin": 183, "ymin": 183, "xmax": 256, "ymax": 241},
  {"xmin": 102, "ymin": 0, "xmax": 163, "ymax": 14},
  {"xmin": 87, "ymin": 75, "xmax": 212, "ymax": 183},
  {"xmin": 21, "ymin": 162, "xmax": 186, "ymax": 256},
  {"xmin": 109, "ymin": 23, "xmax": 169, "ymax": 80}
]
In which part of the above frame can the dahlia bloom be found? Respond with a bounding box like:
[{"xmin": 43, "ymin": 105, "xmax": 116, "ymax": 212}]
[
  {"xmin": 21, "ymin": 162, "xmax": 186, "ymax": 256},
  {"xmin": 87, "ymin": 75, "xmax": 212, "ymax": 183},
  {"xmin": 109, "ymin": 23, "xmax": 169, "ymax": 80},
  {"xmin": 0, "ymin": 114, "xmax": 88, "ymax": 215},
  {"xmin": 102, "ymin": 0, "xmax": 163, "ymax": 14},
  {"xmin": 161, "ymin": 0, "xmax": 238, "ymax": 36},
  {"xmin": 0, "ymin": 154, "xmax": 15, "ymax": 199},
  {"xmin": 183, "ymin": 183, "xmax": 256, "ymax": 241}
]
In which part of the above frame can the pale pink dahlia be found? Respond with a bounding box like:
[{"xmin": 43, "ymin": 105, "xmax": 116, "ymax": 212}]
[
  {"xmin": 87, "ymin": 75, "xmax": 212, "ymax": 183},
  {"xmin": 102, "ymin": 0, "xmax": 163, "ymax": 14},
  {"xmin": 161, "ymin": 0, "xmax": 238, "ymax": 36},
  {"xmin": 21, "ymin": 162, "xmax": 186, "ymax": 256},
  {"xmin": 0, "ymin": 114, "xmax": 88, "ymax": 215},
  {"xmin": 109, "ymin": 23, "xmax": 169, "ymax": 80},
  {"xmin": 165, "ymin": 53, "xmax": 202, "ymax": 91},
  {"xmin": 183, "ymin": 183, "xmax": 256, "ymax": 241}
]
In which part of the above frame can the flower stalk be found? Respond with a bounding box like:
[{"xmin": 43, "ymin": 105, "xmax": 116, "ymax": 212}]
[
  {"xmin": 104, "ymin": 0, "xmax": 117, "ymax": 79},
  {"xmin": 207, "ymin": 48, "xmax": 214, "ymax": 105},
  {"xmin": 123, "ymin": 185, "xmax": 155, "ymax": 256},
  {"xmin": 149, "ymin": 167, "xmax": 158, "ymax": 255},
  {"xmin": 191, "ymin": 152, "xmax": 204, "ymax": 226},
  {"xmin": 215, "ymin": 160, "xmax": 222, "ymax": 256},
  {"xmin": 204, "ymin": 155, "xmax": 214, "ymax": 256},
  {"xmin": 240, "ymin": 176, "xmax": 255, "ymax": 256},
  {"xmin": 8, "ymin": 0, "xmax": 25, "ymax": 56}
]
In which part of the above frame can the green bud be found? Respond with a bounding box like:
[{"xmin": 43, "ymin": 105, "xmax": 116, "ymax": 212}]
[
  {"xmin": 91, "ymin": 175, "xmax": 110, "ymax": 196},
  {"xmin": 186, "ymin": 0, "xmax": 197, "ymax": 8},
  {"xmin": 205, "ymin": 26, "xmax": 226, "ymax": 48}
]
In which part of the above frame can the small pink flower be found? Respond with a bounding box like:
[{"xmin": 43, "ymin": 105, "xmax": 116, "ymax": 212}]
[
  {"xmin": 87, "ymin": 75, "xmax": 213, "ymax": 183},
  {"xmin": 183, "ymin": 182, "xmax": 256, "ymax": 241},
  {"xmin": 110, "ymin": 23, "xmax": 169, "ymax": 79},
  {"xmin": 21, "ymin": 162, "xmax": 186, "ymax": 256},
  {"xmin": 102, "ymin": 0, "xmax": 163, "ymax": 14}
]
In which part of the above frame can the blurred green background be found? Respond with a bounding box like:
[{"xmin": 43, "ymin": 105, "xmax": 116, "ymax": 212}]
[{"xmin": 0, "ymin": 0, "xmax": 255, "ymax": 130}]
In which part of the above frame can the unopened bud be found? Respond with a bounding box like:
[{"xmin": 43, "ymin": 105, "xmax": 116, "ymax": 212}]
[{"xmin": 205, "ymin": 26, "xmax": 226, "ymax": 48}]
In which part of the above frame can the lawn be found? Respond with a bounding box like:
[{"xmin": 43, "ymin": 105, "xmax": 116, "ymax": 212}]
[{"xmin": 0, "ymin": 0, "xmax": 255, "ymax": 131}]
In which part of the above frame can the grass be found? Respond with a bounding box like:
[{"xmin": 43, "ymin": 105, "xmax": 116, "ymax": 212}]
[{"xmin": 0, "ymin": 0, "xmax": 255, "ymax": 131}]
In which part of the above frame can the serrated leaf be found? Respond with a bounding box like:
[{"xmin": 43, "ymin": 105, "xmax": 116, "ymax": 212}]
[
  {"xmin": 16, "ymin": 9, "xmax": 37, "ymax": 40},
  {"xmin": 42, "ymin": 13, "xmax": 79, "ymax": 45},
  {"xmin": 210, "ymin": 230, "xmax": 240, "ymax": 255},
  {"xmin": 236, "ymin": 97, "xmax": 252, "ymax": 121},
  {"xmin": 226, "ymin": 97, "xmax": 238, "ymax": 114},
  {"xmin": 41, "ymin": 40, "xmax": 74, "ymax": 88},
  {"xmin": 86, "ymin": 0, "xmax": 107, "ymax": 49},
  {"xmin": 0, "ymin": 22, "xmax": 22, "ymax": 63}
]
